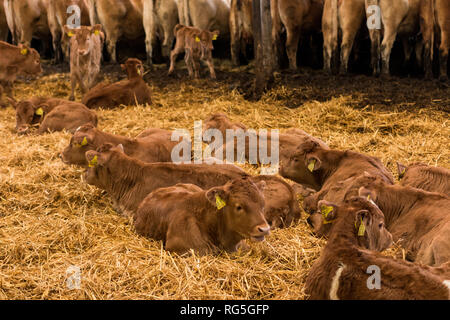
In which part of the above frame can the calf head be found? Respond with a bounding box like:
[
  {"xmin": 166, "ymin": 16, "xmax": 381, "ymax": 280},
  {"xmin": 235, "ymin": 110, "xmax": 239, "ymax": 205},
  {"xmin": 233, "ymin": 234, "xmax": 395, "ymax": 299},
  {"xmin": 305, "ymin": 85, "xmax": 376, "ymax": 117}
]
[
  {"xmin": 84, "ymin": 143, "xmax": 125, "ymax": 188},
  {"xmin": 121, "ymin": 58, "xmax": 144, "ymax": 79},
  {"xmin": 203, "ymin": 113, "xmax": 245, "ymax": 136},
  {"xmin": 14, "ymin": 99, "xmax": 46, "ymax": 134},
  {"xmin": 345, "ymin": 173, "xmax": 388, "ymax": 204},
  {"xmin": 205, "ymin": 177, "xmax": 270, "ymax": 242},
  {"xmin": 279, "ymin": 140, "xmax": 324, "ymax": 190},
  {"xmin": 397, "ymin": 162, "xmax": 427, "ymax": 180},
  {"xmin": 65, "ymin": 24, "xmax": 102, "ymax": 57},
  {"xmin": 316, "ymin": 197, "xmax": 392, "ymax": 251},
  {"xmin": 16, "ymin": 44, "xmax": 42, "ymax": 76},
  {"xmin": 61, "ymin": 124, "xmax": 97, "ymax": 165},
  {"xmin": 193, "ymin": 29, "xmax": 220, "ymax": 59}
]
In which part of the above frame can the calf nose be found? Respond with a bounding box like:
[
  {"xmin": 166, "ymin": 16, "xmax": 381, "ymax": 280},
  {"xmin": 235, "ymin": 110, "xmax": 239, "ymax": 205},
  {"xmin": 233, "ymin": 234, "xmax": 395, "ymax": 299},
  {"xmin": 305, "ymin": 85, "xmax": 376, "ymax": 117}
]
[
  {"xmin": 78, "ymin": 49, "xmax": 88, "ymax": 56},
  {"xmin": 17, "ymin": 126, "xmax": 29, "ymax": 134},
  {"xmin": 257, "ymin": 224, "xmax": 270, "ymax": 236}
]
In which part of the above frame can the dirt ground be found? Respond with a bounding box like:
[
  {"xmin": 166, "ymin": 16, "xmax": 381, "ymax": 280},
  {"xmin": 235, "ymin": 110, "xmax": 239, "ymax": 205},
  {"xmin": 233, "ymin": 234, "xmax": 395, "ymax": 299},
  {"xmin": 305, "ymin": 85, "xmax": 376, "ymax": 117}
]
[{"xmin": 0, "ymin": 58, "xmax": 448, "ymax": 299}]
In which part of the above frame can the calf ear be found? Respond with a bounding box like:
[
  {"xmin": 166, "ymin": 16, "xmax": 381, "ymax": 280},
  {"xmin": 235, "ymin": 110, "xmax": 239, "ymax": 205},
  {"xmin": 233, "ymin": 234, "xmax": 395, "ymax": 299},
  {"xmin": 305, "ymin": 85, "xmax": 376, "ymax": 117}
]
[
  {"xmin": 63, "ymin": 25, "xmax": 74, "ymax": 37},
  {"xmin": 355, "ymin": 210, "xmax": 371, "ymax": 237},
  {"xmin": 116, "ymin": 144, "xmax": 125, "ymax": 153},
  {"xmin": 120, "ymin": 64, "xmax": 126, "ymax": 70},
  {"xmin": 212, "ymin": 30, "xmax": 220, "ymax": 40},
  {"xmin": 205, "ymin": 187, "xmax": 228, "ymax": 210},
  {"xmin": 358, "ymin": 186, "xmax": 377, "ymax": 202},
  {"xmin": 91, "ymin": 24, "xmax": 102, "ymax": 35},
  {"xmin": 305, "ymin": 155, "xmax": 321, "ymax": 172},
  {"xmin": 317, "ymin": 200, "xmax": 337, "ymax": 223},
  {"xmin": 5, "ymin": 97, "xmax": 17, "ymax": 109},
  {"xmin": 397, "ymin": 162, "xmax": 407, "ymax": 179}
]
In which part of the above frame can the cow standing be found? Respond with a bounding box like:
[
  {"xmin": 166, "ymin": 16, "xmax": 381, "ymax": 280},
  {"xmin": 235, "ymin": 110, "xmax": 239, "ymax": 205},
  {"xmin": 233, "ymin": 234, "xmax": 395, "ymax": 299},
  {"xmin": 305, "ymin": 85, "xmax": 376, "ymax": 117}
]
[
  {"xmin": 0, "ymin": 0, "xmax": 8, "ymax": 42},
  {"xmin": 142, "ymin": 0, "xmax": 179, "ymax": 66},
  {"xmin": 47, "ymin": 0, "xmax": 91, "ymax": 63},
  {"xmin": 4, "ymin": 0, "xmax": 52, "ymax": 53},
  {"xmin": 0, "ymin": 41, "xmax": 42, "ymax": 107},
  {"xmin": 230, "ymin": 0, "xmax": 253, "ymax": 65},
  {"xmin": 274, "ymin": 0, "xmax": 324, "ymax": 70},
  {"xmin": 65, "ymin": 25, "xmax": 103, "ymax": 101},
  {"xmin": 177, "ymin": 0, "xmax": 230, "ymax": 38},
  {"xmin": 169, "ymin": 24, "xmax": 219, "ymax": 79},
  {"xmin": 378, "ymin": 0, "xmax": 434, "ymax": 77},
  {"xmin": 89, "ymin": 0, "xmax": 144, "ymax": 63}
]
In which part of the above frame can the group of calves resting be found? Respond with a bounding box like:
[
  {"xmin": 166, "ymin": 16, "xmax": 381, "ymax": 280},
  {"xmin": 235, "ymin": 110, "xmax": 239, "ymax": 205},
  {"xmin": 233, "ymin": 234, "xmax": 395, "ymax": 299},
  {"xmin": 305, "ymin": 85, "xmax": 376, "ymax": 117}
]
[{"xmin": 13, "ymin": 104, "xmax": 447, "ymax": 299}]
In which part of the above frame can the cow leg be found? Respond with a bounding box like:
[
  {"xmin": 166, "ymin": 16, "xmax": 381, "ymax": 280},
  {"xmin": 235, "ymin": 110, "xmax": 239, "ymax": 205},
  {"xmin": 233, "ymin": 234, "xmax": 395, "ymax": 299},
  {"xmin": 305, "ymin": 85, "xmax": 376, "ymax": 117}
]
[
  {"xmin": 439, "ymin": 40, "xmax": 449, "ymax": 82},
  {"xmin": 339, "ymin": 31, "xmax": 357, "ymax": 75},
  {"xmin": 415, "ymin": 41, "xmax": 424, "ymax": 71},
  {"xmin": 380, "ymin": 29, "xmax": 398, "ymax": 77},
  {"xmin": 193, "ymin": 59, "xmax": 201, "ymax": 79},
  {"xmin": 106, "ymin": 33, "xmax": 119, "ymax": 64},
  {"xmin": 230, "ymin": 4, "xmax": 240, "ymax": 66},
  {"xmin": 401, "ymin": 37, "xmax": 414, "ymax": 71},
  {"xmin": 169, "ymin": 47, "xmax": 183, "ymax": 75},
  {"xmin": 184, "ymin": 50, "xmax": 194, "ymax": 78},
  {"xmin": 206, "ymin": 57, "xmax": 216, "ymax": 80},
  {"xmin": 285, "ymin": 26, "xmax": 301, "ymax": 70}
]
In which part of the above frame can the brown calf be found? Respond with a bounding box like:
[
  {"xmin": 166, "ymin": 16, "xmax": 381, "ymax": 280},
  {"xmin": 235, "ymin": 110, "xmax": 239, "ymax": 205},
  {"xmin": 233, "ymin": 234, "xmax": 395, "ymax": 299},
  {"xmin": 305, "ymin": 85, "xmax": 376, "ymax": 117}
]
[
  {"xmin": 280, "ymin": 140, "xmax": 393, "ymax": 193},
  {"xmin": 169, "ymin": 24, "xmax": 219, "ymax": 79},
  {"xmin": 203, "ymin": 113, "xmax": 329, "ymax": 170},
  {"xmin": 84, "ymin": 143, "xmax": 299, "ymax": 228},
  {"xmin": 305, "ymin": 197, "xmax": 450, "ymax": 300},
  {"xmin": 134, "ymin": 177, "xmax": 270, "ymax": 255},
  {"xmin": 82, "ymin": 58, "xmax": 152, "ymax": 109},
  {"xmin": 0, "ymin": 41, "xmax": 42, "ymax": 107},
  {"xmin": 352, "ymin": 174, "xmax": 450, "ymax": 266},
  {"xmin": 60, "ymin": 124, "xmax": 179, "ymax": 166},
  {"xmin": 397, "ymin": 162, "xmax": 449, "ymax": 196},
  {"xmin": 65, "ymin": 24, "xmax": 103, "ymax": 101},
  {"xmin": 13, "ymin": 97, "xmax": 97, "ymax": 134}
]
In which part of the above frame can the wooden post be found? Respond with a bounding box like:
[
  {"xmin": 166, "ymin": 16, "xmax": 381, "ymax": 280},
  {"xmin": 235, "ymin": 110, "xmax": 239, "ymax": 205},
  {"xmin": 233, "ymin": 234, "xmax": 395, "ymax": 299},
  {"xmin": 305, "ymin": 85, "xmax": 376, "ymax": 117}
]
[{"xmin": 252, "ymin": 0, "xmax": 274, "ymax": 100}]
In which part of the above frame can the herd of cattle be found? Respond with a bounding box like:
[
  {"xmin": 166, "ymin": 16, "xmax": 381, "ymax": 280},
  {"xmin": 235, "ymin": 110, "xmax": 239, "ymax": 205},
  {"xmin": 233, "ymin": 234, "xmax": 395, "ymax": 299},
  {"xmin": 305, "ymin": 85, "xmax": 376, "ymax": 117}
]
[
  {"xmin": 0, "ymin": 0, "xmax": 449, "ymax": 300},
  {"xmin": 0, "ymin": 0, "xmax": 449, "ymax": 78}
]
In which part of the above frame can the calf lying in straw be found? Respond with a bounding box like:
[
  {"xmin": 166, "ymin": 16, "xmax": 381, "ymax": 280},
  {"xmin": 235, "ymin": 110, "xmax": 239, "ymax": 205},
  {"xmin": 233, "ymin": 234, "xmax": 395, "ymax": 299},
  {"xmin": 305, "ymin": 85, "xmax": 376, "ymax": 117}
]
[
  {"xmin": 82, "ymin": 58, "xmax": 152, "ymax": 109},
  {"xmin": 13, "ymin": 97, "xmax": 97, "ymax": 134},
  {"xmin": 60, "ymin": 124, "xmax": 179, "ymax": 166},
  {"xmin": 134, "ymin": 177, "xmax": 270, "ymax": 255},
  {"xmin": 305, "ymin": 197, "xmax": 450, "ymax": 300},
  {"xmin": 84, "ymin": 143, "xmax": 300, "ymax": 228},
  {"xmin": 397, "ymin": 162, "xmax": 450, "ymax": 196},
  {"xmin": 169, "ymin": 24, "xmax": 219, "ymax": 79}
]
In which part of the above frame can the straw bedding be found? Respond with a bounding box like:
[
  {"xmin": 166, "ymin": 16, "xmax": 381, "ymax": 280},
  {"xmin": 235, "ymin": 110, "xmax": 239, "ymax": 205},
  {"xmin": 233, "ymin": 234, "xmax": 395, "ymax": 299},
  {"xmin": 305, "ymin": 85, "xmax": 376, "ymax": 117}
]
[{"xmin": 0, "ymin": 61, "xmax": 448, "ymax": 299}]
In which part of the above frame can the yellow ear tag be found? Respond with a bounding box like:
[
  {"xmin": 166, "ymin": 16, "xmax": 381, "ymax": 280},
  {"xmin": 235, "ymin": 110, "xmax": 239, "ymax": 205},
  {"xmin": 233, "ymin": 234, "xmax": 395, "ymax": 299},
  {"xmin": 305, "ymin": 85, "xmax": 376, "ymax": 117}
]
[
  {"xmin": 320, "ymin": 205, "xmax": 333, "ymax": 219},
  {"xmin": 215, "ymin": 195, "xmax": 226, "ymax": 210},
  {"xmin": 68, "ymin": 31, "xmax": 74, "ymax": 37},
  {"xmin": 212, "ymin": 35, "xmax": 218, "ymax": 41},
  {"xmin": 35, "ymin": 107, "xmax": 44, "ymax": 116},
  {"xmin": 20, "ymin": 48, "xmax": 28, "ymax": 55},
  {"xmin": 195, "ymin": 37, "xmax": 200, "ymax": 42},
  {"xmin": 88, "ymin": 155, "xmax": 98, "ymax": 168},
  {"xmin": 81, "ymin": 137, "xmax": 88, "ymax": 147},
  {"xmin": 94, "ymin": 30, "xmax": 100, "ymax": 36},
  {"xmin": 137, "ymin": 68, "xmax": 142, "ymax": 76},
  {"xmin": 307, "ymin": 159, "xmax": 316, "ymax": 172},
  {"xmin": 357, "ymin": 218, "xmax": 366, "ymax": 236},
  {"xmin": 321, "ymin": 205, "xmax": 335, "ymax": 224},
  {"xmin": 367, "ymin": 194, "xmax": 371, "ymax": 200}
]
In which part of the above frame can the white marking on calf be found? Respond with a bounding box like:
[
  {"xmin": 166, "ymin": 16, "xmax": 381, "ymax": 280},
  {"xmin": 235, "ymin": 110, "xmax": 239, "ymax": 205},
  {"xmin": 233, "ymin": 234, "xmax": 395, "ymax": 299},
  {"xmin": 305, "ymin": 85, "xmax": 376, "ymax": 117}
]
[
  {"xmin": 443, "ymin": 280, "xmax": 450, "ymax": 298},
  {"xmin": 329, "ymin": 263, "xmax": 346, "ymax": 300}
]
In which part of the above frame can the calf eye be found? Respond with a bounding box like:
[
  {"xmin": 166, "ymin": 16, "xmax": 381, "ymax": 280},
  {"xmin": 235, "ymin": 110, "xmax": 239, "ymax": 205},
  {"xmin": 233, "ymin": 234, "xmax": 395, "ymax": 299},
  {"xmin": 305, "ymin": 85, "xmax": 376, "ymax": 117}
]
[
  {"xmin": 236, "ymin": 205, "xmax": 243, "ymax": 212},
  {"xmin": 378, "ymin": 223, "xmax": 383, "ymax": 229}
]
